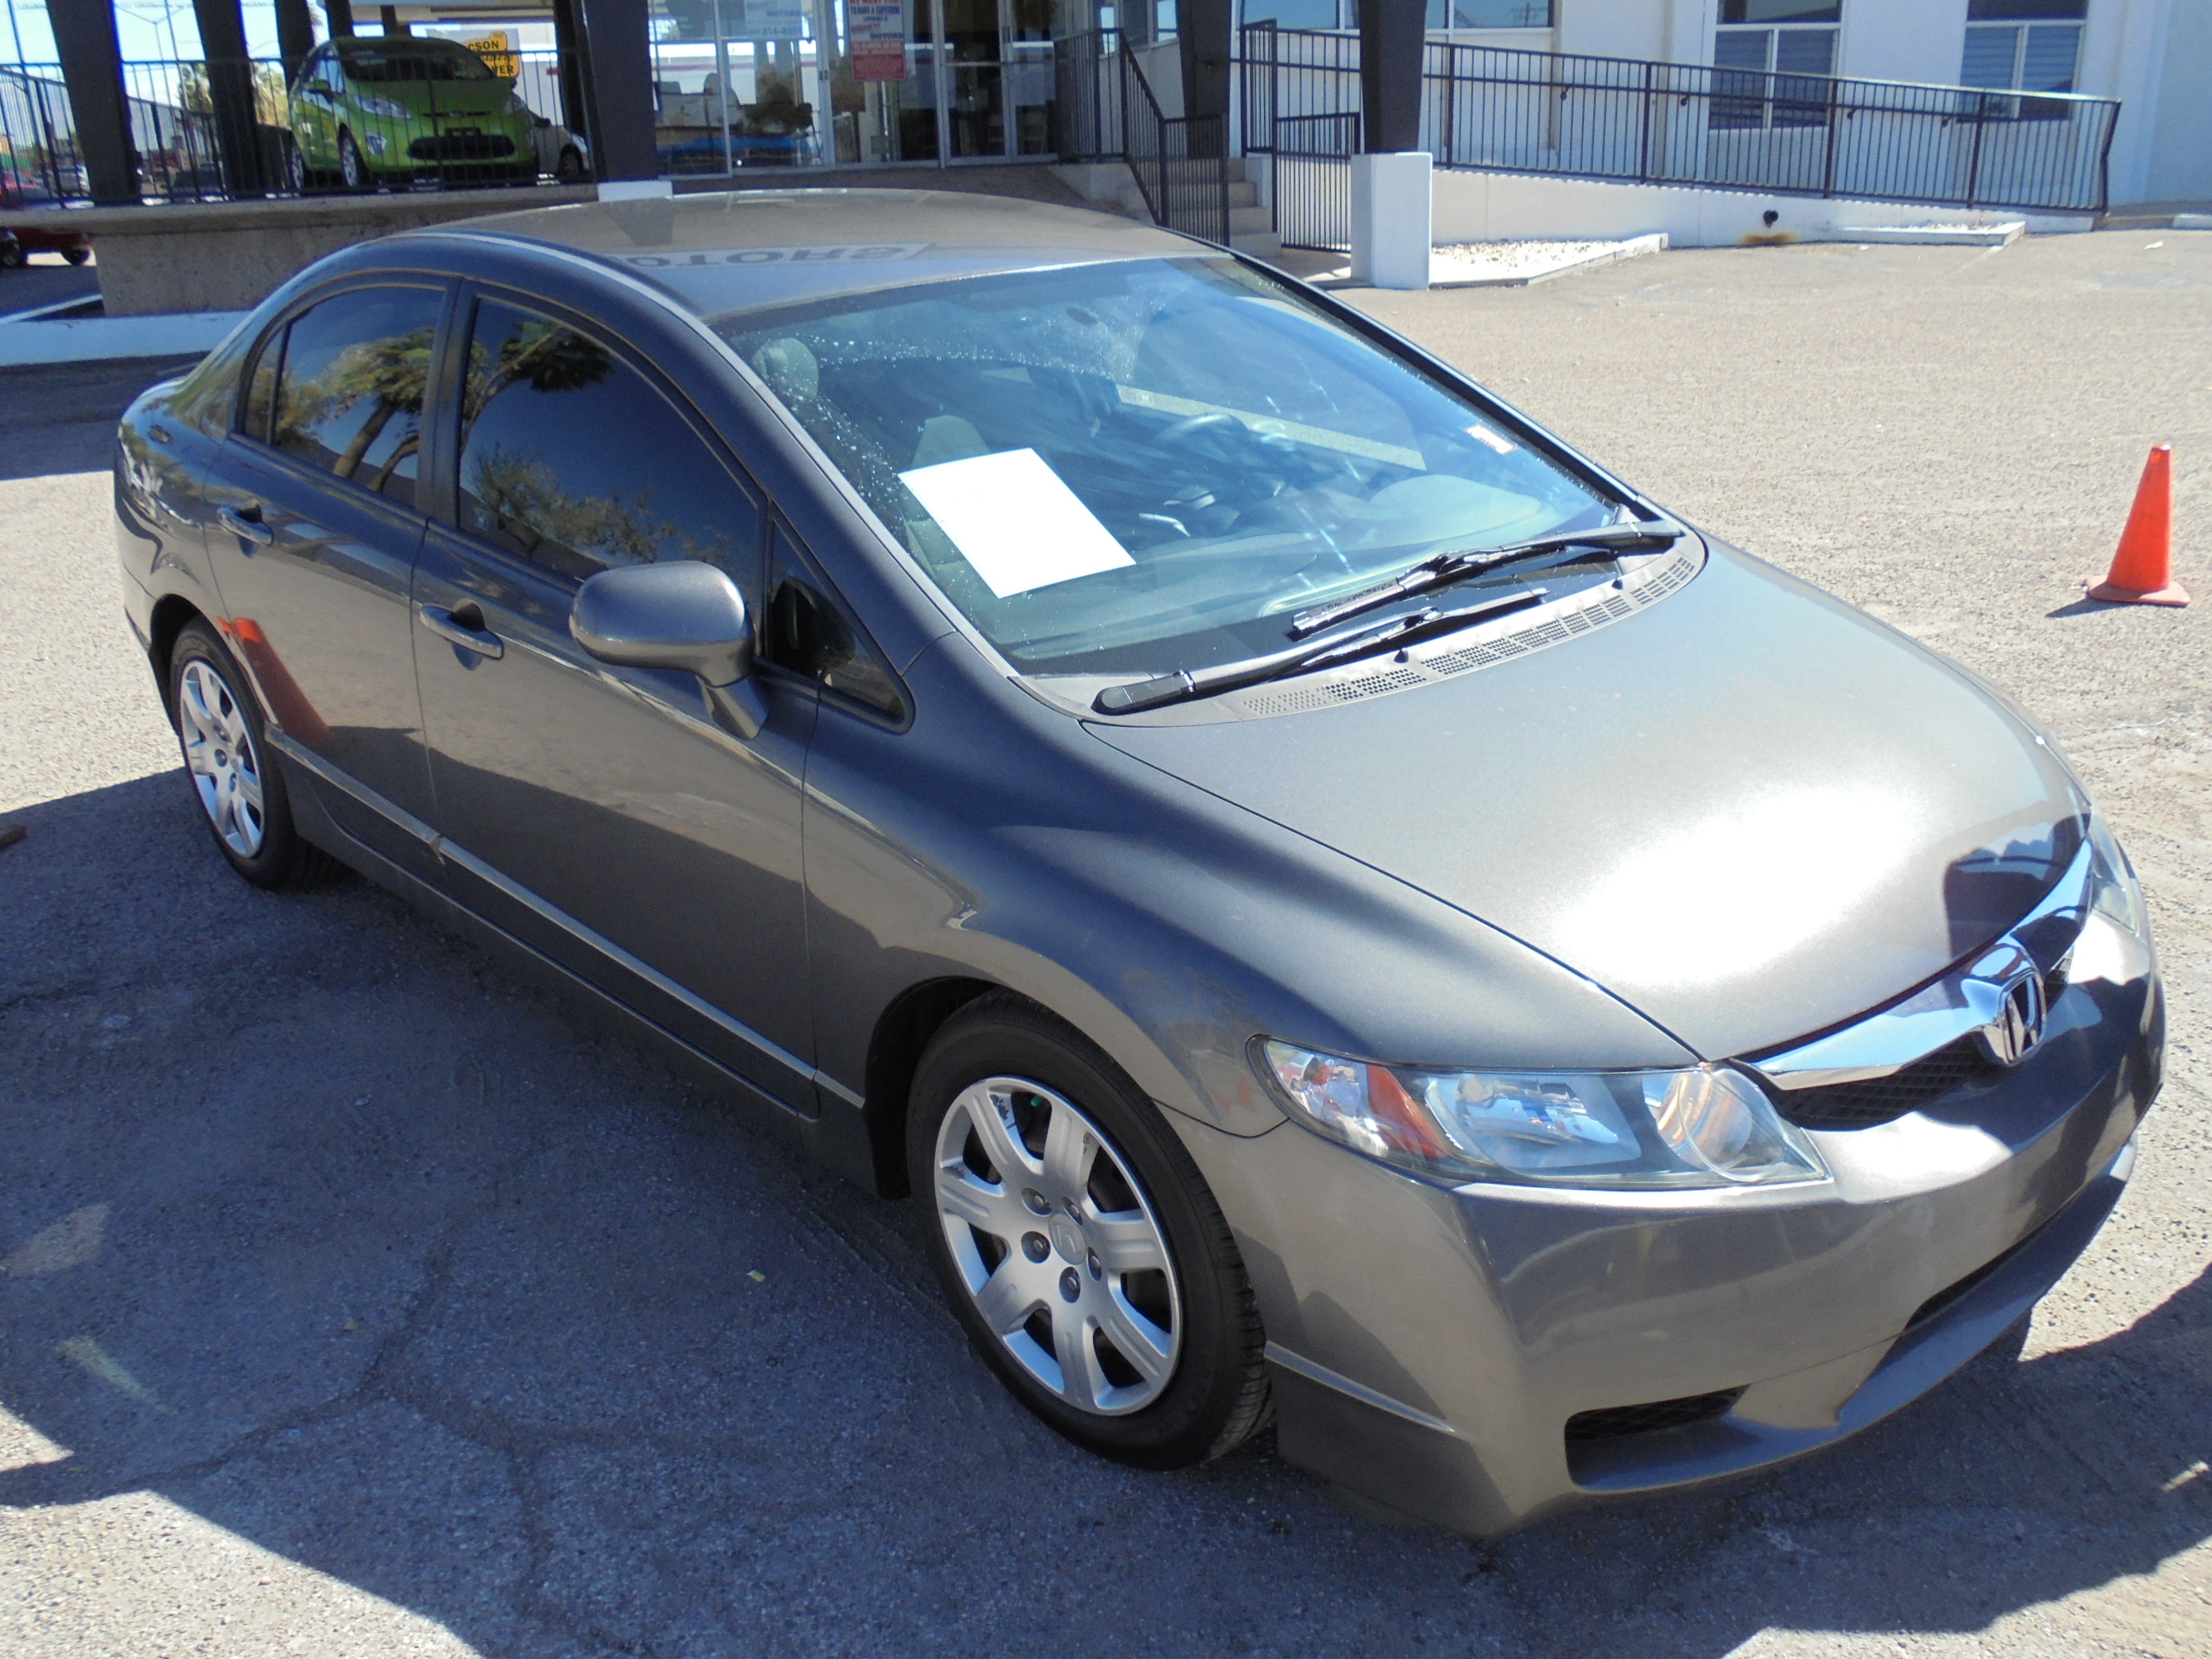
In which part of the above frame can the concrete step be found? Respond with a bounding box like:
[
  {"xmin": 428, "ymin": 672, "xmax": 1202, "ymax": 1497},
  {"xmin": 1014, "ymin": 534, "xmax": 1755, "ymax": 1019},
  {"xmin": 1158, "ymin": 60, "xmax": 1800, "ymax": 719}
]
[
  {"xmin": 1226, "ymin": 180, "xmax": 1259, "ymax": 208},
  {"xmin": 1230, "ymin": 229, "xmax": 1284, "ymax": 257},
  {"xmin": 1229, "ymin": 204, "xmax": 1273, "ymax": 235}
]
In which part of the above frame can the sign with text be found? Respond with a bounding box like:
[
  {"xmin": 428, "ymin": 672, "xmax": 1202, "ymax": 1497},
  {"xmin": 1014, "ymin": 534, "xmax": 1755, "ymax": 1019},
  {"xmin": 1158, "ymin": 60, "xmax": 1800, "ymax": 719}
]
[
  {"xmin": 614, "ymin": 242, "xmax": 931, "ymax": 269},
  {"xmin": 466, "ymin": 30, "xmax": 519, "ymax": 78},
  {"xmin": 726, "ymin": 0, "xmax": 806, "ymax": 40},
  {"xmin": 848, "ymin": 0, "xmax": 907, "ymax": 80}
]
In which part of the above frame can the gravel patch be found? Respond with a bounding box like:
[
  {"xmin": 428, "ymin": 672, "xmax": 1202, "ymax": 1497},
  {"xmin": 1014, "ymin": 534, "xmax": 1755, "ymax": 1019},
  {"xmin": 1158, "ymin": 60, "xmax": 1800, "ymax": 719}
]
[{"xmin": 1432, "ymin": 238, "xmax": 1623, "ymax": 274}]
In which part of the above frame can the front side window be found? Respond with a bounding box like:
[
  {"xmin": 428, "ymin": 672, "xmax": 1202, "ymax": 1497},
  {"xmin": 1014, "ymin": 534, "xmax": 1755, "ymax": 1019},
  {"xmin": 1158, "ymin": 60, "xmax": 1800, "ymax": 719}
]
[
  {"xmin": 765, "ymin": 525, "xmax": 905, "ymax": 719},
  {"xmin": 457, "ymin": 298, "xmax": 763, "ymax": 587},
  {"xmin": 1712, "ymin": 0, "xmax": 1840, "ymax": 130},
  {"xmin": 1961, "ymin": 0, "xmax": 2085, "ymax": 119},
  {"xmin": 717, "ymin": 257, "xmax": 1619, "ymax": 678},
  {"xmin": 268, "ymin": 284, "xmax": 443, "ymax": 508}
]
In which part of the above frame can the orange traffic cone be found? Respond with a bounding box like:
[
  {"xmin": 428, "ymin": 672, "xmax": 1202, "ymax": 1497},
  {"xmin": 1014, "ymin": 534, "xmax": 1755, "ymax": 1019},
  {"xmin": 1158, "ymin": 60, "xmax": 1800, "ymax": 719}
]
[{"xmin": 2088, "ymin": 444, "xmax": 2189, "ymax": 606}]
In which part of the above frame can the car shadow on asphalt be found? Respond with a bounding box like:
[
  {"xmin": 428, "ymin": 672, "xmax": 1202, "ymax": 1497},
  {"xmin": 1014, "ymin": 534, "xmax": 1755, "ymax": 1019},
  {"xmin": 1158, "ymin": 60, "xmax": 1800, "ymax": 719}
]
[{"xmin": 1, "ymin": 768, "xmax": 2207, "ymax": 1656}]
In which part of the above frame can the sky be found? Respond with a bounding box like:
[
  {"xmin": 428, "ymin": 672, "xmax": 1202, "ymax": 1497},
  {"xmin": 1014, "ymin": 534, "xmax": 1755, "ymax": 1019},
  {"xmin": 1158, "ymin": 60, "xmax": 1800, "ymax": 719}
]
[{"xmin": 5, "ymin": 1, "xmax": 342, "ymax": 64}]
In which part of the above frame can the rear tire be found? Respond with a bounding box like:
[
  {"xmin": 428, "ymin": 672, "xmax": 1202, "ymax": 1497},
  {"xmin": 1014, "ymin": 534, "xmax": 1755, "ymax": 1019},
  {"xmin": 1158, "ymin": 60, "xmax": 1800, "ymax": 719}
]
[
  {"xmin": 167, "ymin": 621, "xmax": 338, "ymax": 890},
  {"xmin": 908, "ymin": 993, "xmax": 1271, "ymax": 1470},
  {"xmin": 556, "ymin": 144, "xmax": 585, "ymax": 183},
  {"xmin": 61, "ymin": 246, "xmax": 90, "ymax": 266},
  {"xmin": 0, "ymin": 242, "xmax": 22, "ymax": 271}
]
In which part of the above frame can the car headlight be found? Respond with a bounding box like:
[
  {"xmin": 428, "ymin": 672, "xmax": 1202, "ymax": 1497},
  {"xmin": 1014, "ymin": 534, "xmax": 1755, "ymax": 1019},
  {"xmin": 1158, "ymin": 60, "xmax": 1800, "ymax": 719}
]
[
  {"xmin": 2086, "ymin": 812, "xmax": 2147, "ymax": 940},
  {"xmin": 505, "ymin": 90, "xmax": 529, "ymax": 115},
  {"xmin": 1255, "ymin": 1039, "xmax": 1827, "ymax": 1190},
  {"xmin": 358, "ymin": 93, "xmax": 411, "ymax": 119}
]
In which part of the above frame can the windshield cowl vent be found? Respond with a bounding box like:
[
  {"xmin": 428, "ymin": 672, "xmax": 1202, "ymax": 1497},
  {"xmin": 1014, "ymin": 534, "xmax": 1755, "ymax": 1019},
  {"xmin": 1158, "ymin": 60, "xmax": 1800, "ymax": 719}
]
[{"xmin": 1226, "ymin": 541, "xmax": 1702, "ymax": 720}]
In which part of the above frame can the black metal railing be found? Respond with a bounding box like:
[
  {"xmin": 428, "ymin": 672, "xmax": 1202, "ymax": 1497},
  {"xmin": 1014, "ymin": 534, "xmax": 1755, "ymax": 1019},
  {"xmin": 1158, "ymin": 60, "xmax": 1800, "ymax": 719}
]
[
  {"xmin": 1122, "ymin": 46, "xmax": 1230, "ymax": 243},
  {"xmin": 1424, "ymin": 40, "xmax": 2117, "ymax": 212},
  {"xmin": 1235, "ymin": 26, "xmax": 2119, "ymax": 217},
  {"xmin": 3, "ymin": 52, "xmax": 575, "ymax": 206},
  {"xmin": 1052, "ymin": 27, "xmax": 1126, "ymax": 162},
  {"xmin": 1237, "ymin": 23, "xmax": 1356, "ymax": 249},
  {"xmin": 1053, "ymin": 29, "xmax": 1231, "ymax": 245}
]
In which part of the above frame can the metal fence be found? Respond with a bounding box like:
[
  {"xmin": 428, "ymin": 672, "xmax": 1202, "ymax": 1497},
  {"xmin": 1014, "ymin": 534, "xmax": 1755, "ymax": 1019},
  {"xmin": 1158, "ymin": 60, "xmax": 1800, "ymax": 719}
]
[
  {"xmin": 1236, "ymin": 25, "xmax": 2120, "ymax": 226},
  {"xmin": 1052, "ymin": 27, "xmax": 1126, "ymax": 162},
  {"xmin": 1054, "ymin": 29, "xmax": 1231, "ymax": 244},
  {"xmin": 1237, "ymin": 25, "xmax": 1356, "ymax": 249},
  {"xmin": 2, "ymin": 51, "xmax": 575, "ymax": 205},
  {"xmin": 1424, "ymin": 40, "xmax": 2117, "ymax": 212}
]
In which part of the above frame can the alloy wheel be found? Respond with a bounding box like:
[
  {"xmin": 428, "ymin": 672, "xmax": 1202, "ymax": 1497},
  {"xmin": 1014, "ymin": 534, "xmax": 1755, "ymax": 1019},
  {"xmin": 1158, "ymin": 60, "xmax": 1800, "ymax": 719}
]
[
  {"xmin": 933, "ymin": 1077, "xmax": 1181, "ymax": 1415},
  {"xmin": 178, "ymin": 659, "xmax": 267, "ymax": 858}
]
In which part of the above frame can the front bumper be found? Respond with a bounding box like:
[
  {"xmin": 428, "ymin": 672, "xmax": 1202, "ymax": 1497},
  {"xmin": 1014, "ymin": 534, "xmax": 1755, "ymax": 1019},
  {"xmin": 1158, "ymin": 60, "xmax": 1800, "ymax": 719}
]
[{"xmin": 1174, "ymin": 917, "xmax": 2163, "ymax": 1535}]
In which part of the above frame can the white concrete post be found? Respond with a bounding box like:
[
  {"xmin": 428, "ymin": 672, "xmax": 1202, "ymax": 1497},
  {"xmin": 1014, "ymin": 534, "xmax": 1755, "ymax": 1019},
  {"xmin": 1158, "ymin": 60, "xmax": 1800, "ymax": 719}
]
[{"xmin": 1350, "ymin": 150, "xmax": 1433, "ymax": 290}]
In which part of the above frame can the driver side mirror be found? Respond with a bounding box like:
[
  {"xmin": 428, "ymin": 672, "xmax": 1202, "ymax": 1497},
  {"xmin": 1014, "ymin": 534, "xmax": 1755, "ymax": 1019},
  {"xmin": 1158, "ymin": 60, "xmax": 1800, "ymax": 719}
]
[{"xmin": 570, "ymin": 561, "xmax": 767, "ymax": 739}]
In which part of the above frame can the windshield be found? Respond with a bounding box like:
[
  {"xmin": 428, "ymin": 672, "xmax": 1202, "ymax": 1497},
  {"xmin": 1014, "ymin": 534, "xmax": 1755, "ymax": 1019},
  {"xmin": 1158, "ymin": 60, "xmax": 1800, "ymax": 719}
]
[
  {"xmin": 717, "ymin": 257, "xmax": 1619, "ymax": 678},
  {"xmin": 337, "ymin": 40, "xmax": 497, "ymax": 82}
]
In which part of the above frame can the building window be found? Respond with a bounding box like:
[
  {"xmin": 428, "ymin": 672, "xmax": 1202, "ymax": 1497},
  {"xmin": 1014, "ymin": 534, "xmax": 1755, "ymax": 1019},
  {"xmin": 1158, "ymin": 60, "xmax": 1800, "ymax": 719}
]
[
  {"xmin": 1424, "ymin": 0, "xmax": 1554, "ymax": 27},
  {"xmin": 1239, "ymin": 0, "xmax": 1346, "ymax": 26},
  {"xmin": 1712, "ymin": 0, "xmax": 1840, "ymax": 131},
  {"xmin": 1240, "ymin": 0, "xmax": 1556, "ymax": 30},
  {"xmin": 1961, "ymin": 0, "xmax": 2085, "ymax": 119}
]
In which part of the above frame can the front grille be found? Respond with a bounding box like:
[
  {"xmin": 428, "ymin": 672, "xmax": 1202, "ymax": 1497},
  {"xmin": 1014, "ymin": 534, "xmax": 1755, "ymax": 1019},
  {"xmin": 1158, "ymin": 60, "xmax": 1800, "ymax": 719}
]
[
  {"xmin": 1772, "ymin": 1037, "xmax": 1999, "ymax": 1130},
  {"xmin": 409, "ymin": 134, "xmax": 515, "ymax": 160},
  {"xmin": 1564, "ymin": 1387, "xmax": 1745, "ymax": 1442}
]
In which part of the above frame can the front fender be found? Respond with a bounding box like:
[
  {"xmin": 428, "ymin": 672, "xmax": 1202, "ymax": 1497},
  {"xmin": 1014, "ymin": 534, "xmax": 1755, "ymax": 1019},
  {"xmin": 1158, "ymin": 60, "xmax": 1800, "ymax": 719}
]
[{"xmin": 801, "ymin": 634, "xmax": 1694, "ymax": 1146}]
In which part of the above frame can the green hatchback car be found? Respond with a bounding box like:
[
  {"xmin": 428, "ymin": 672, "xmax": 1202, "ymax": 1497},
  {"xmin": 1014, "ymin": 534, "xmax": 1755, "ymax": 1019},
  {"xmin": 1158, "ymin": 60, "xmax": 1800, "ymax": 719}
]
[{"xmin": 288, "ymin": 36, "xmax": 537, "ymax": 189}]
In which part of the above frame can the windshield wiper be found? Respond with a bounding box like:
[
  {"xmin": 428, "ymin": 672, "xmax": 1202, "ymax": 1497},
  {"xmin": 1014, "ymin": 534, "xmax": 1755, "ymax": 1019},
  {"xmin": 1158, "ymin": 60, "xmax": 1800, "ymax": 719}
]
[
  {"xmin": 1091, "ymin": 586, "xmax": 1549, "ymax": 715},
  {"xmin": 1286, "ymin": 519, "xmax": 1683, "ymax": 640}
]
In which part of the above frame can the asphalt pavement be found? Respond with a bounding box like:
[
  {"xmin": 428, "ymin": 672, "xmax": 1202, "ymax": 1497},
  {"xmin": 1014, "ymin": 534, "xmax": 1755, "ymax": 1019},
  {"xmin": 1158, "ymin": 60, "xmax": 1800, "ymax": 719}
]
[{"xmin": 2, "ymin": 228, "xmax": 2208, "ymax": 1658}]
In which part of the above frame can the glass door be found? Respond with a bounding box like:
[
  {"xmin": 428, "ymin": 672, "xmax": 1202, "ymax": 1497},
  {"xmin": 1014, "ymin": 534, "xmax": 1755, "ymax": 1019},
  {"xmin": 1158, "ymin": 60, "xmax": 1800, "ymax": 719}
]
[{"xmin": 803, "ymin": 0, "xmax": 1063, "ymax": 164}]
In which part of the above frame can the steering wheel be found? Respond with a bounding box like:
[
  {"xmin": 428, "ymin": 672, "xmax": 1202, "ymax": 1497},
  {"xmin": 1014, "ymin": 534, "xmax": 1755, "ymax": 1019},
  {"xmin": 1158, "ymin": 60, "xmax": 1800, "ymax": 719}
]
[
  {"xmin": 1150, "ymin": 409, "xmax": 1336, "ymax": 490},
  {"xmin": 1152, "ymin": 411, "xmax": 1248, "ymax": 454}
]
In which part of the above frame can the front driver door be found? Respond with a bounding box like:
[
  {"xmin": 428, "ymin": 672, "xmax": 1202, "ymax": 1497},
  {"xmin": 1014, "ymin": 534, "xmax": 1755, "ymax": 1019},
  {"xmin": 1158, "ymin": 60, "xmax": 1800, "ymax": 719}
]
[
  {"xmin": 411, "ymin": 289, "xmax": 819, "ymax": 1110},
  {"xmin": 200, "ymin": 280, "xmax": 447, "ymax": 878}
]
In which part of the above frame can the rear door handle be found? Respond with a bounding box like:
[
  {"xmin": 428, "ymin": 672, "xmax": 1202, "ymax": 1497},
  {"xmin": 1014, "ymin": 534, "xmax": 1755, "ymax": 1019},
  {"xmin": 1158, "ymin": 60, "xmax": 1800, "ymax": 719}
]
[
  {"xmin": 218, "ymin": 504, "xmax": 274, "ymax": 546},
  {"xmin": 418, "ymin": 602, "xmax": 504, "ymax": 660}
]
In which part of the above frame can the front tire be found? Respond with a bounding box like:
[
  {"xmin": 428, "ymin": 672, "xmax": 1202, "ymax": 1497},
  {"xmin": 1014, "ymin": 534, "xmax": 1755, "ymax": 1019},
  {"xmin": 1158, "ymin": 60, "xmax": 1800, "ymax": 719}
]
[
  {"xmin": 908, "ymin": 994, "xmax": 1271, "ymax": 1469},
  {"xmin": 556, "ymin": 144, "xmax": 585, "ymax": 183},
  {"xmin": 338, "ymin": 129, "xmax": 368, "ymax": 191},
  {"xmin": 167, "ymin": 621, "xmax": 335, "ymax": 890}
]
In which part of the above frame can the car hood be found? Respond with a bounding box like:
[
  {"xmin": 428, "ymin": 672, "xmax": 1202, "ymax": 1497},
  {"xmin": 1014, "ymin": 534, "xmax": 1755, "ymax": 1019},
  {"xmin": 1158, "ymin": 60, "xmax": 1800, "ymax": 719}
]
[
  {"xmin": 369, "ymin": 82, "xmax": 511, "ymax": 117},
  {"xmin": 1088, "ymin": 540, "xmax": 2086, "ymax": 1060}
]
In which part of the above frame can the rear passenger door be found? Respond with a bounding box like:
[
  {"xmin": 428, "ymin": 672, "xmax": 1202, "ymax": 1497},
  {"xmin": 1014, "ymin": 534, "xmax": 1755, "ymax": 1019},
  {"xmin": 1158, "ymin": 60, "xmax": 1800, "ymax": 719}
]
[
  {"xmin": 411, "ymin": 289, "xmax": 821, "ymax": 1109},
  {"xmin": 201, "ymin": 281, "xmax": 448, "ymax": 879}
]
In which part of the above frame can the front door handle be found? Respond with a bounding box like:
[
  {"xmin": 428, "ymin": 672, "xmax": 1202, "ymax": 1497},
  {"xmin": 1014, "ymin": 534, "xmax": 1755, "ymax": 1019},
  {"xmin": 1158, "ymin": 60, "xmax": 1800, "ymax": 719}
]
[
  {"xmin": 218, "ymin": 504, "xmax": 275, "ymax": 546},
  {"xmin": 418, "ymin": 602, "xmax": 504, "ymax": 660}
]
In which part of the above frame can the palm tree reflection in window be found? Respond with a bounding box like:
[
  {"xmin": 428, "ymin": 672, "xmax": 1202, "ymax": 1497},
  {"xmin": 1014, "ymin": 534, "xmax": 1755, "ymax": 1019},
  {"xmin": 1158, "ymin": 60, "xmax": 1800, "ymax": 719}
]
[
  {"xmin": 276, "ymin": 324, "xmax": 435, "ymax": 496},
  {"xmin": 458, "ymin": 317, "xmax": 725, "ymax": 579}
]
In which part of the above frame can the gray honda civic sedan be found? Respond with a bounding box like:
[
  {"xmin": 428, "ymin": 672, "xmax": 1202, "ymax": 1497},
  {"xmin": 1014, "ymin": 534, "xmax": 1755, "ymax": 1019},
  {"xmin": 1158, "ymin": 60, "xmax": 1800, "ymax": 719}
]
[{"xmin": 113, "ymin": 189, "xmax": 2163, "ymax": 1534}]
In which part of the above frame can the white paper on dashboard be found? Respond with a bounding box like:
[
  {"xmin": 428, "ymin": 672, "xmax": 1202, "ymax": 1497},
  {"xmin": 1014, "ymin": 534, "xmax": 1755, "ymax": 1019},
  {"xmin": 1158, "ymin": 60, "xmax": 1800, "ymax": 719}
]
[{"xmin": 899, "ymin": 448, "xmax": 1134, "ymax": 599}]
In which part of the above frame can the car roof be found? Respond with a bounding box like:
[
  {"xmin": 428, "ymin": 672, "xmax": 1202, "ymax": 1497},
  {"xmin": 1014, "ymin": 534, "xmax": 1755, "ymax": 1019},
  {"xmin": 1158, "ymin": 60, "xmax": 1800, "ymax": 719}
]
[{"xmin": 432, "ymin": 188, "xmax": 1205, "ymax": 320}]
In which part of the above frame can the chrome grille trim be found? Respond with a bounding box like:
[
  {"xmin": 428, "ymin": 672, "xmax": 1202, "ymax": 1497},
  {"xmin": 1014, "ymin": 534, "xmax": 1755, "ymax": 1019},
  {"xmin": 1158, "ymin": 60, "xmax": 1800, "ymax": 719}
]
[{"xmin": 1747, "ymin": 834, "xmax": 2094, "ymax": 1094}]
